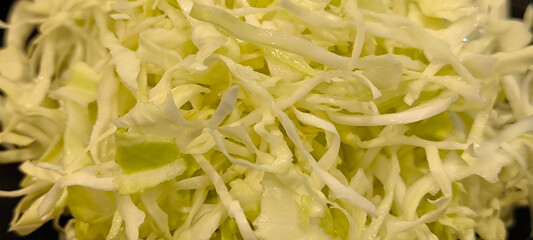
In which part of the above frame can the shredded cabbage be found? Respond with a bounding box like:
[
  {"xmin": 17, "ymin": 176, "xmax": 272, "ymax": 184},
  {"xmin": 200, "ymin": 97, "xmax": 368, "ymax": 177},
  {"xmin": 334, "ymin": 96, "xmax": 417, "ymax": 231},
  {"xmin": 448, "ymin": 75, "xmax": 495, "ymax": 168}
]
[{"xmin": 0, "ymin": 0, "xmax": 532, "ymax": 239}]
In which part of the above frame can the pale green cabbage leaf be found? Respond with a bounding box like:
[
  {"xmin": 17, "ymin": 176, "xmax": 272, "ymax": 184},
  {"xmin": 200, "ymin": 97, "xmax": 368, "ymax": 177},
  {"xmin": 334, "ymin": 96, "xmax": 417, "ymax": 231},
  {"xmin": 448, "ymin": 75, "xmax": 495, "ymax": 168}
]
[{"xmin": 0, "ymin": 0, "xmax": 532, "ymax": 239}]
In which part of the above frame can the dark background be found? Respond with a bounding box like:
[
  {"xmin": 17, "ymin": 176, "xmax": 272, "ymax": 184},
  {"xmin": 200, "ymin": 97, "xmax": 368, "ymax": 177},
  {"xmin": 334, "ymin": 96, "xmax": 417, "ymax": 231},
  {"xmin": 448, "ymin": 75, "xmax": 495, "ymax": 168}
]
[{"xmin": 0, "ymin": 0, "xmax": 532, "ymax": 239}]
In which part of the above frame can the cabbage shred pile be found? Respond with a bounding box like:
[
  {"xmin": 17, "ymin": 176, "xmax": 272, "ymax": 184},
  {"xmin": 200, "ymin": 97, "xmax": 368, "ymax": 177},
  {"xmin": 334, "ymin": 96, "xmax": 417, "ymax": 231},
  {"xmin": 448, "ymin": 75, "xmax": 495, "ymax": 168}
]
[{"xmin": 0, "ymin": 0, "xmax": 532, "ymax": 239}]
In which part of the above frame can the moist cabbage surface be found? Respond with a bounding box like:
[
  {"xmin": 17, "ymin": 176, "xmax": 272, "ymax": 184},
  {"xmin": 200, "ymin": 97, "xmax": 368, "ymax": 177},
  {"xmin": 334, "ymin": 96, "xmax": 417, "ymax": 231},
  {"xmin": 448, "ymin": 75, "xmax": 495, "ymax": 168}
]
[{"xmin": 0, "ymin": 0, "xmax": 532, "ymax": 239}]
